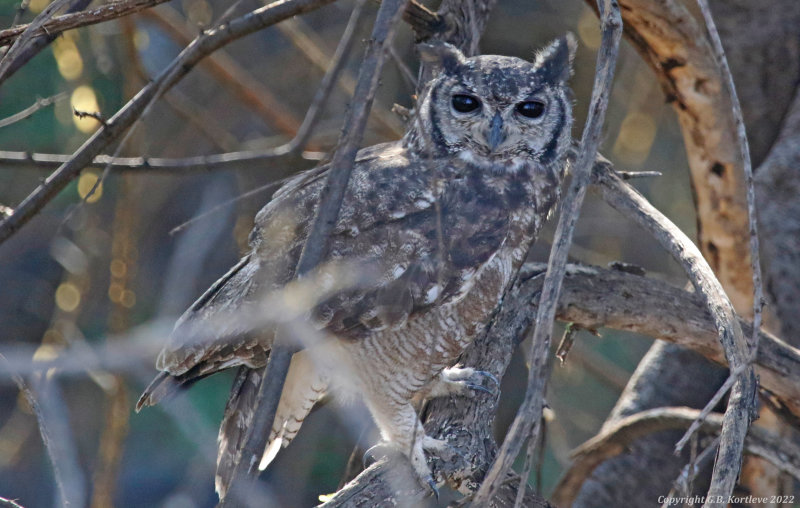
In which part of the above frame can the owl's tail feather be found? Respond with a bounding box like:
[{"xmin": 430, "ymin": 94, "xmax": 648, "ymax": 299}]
[{"xmin": 215, "ymin": 351, "xmax": 328, "ymax": 499}]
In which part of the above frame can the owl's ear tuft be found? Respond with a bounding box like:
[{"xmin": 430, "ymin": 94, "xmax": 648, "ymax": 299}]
[
  {"xmin": 417, "ymin": 41, "xmax": 466, "ymax": 74},
  {"xmin": 532, "ymin": 33, "xmax": 577, "ymax": 84}
]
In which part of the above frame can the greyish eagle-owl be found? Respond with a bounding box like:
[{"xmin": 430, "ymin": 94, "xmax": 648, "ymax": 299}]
[{"xmin": 137, "ymin": 35, "xmax": 575, "ymax": 498}]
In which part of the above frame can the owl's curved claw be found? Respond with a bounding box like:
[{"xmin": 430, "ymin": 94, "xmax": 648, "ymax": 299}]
[
  {"xmin": 426, "ymin": 476, "xmax": 439, "ymax": 500},
  {"xmin": 362, "ymin": 443, "xmax": 396, "ymax": 468},
  {"xmin": 466, "ymin": 383, "xmax": 494, "ymax": 395},
  {"xmin": 475, "ymin": 370, "xmax": 500, "ymax": 388}
]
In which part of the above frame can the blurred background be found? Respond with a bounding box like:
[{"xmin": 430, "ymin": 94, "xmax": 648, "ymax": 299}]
[{"xmin": 0, "ymin": 0, "xmax": 698, "ymax": 506}]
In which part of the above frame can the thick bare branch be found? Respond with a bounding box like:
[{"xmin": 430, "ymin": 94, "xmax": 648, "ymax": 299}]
[
  {"xmin": 551, "ymin": 407, "xmax": 800, "ymax": 507},
  {"xmin": 519, "ymin": 263, "xmax": 800, "ymax": 420}
]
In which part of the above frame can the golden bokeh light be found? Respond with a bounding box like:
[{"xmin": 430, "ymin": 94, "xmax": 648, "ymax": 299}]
[
  {"xmin": 53, "ymin": 37, "xmax": 83, "ymax": 81},
  {"xmin": 28, "ymin": 0, "xmax": 48, "ymax": 13},
  {"xmin": 612, "ymin": 112, "xmax": 658, "ymax": 165},
  {"xmin": 55, "ymin": 282, "xmax": 81, "ymax": 312},
  {"xmin": 77, "ymin": 171, "xmax": 103, "ymax": 203},
  {"xmin": 70, "ymin": 85, "xmax": 101, "ymax": 133},
  {"xmin": 577, "ymin": 8, "xmax": 601, "ymax": 51}
]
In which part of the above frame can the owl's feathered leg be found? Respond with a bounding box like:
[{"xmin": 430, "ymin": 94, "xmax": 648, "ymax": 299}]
[{"xmin": 362, "ymin": 394, "xmax": 445, "ymax": 496}]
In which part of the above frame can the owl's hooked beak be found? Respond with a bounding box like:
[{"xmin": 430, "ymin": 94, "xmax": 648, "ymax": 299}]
[{"xmin": 486, "ymin": 112, "xmax": 506, "ymax": 152}]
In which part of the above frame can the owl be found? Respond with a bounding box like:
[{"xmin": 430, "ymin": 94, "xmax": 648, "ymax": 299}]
[{"xmin": 137, "ymin": 35, "xmax": 575, "ymax": 499}]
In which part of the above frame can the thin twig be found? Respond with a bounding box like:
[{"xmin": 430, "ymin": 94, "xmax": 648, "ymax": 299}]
[
  {"xmin": 73, "ymin": 108, "xmax": 107, "ymax": 127},
  {"xmin": 219, "ymin": 1, "xmax": 409, "ymax": 504},
  {"xmin": 2, "ymin": 355, "xmax": 86, "ymax": 508},
  {"xmin": 0, "ymin": 148, "xmax": 326, "ymax": 172},
  {"xmin": 0, "ymin": 497, "xmax": 25, "ymax": 508},
  {"xmin": 662, "ymin": 436, "xmax": 719, "ymax": 508},
  {"xmin": 695, "ymin": 0, "xmax": 763, "ymax": 361},
  {"xmin": 0, "ymin": 92, "xmax": 68, "ymax": 128},
  {"xmin": 0, "ymin": 0, "xmax": 338, "ymax": 246},
  {"xmin": 673, "ymin": 362, "xmax": 748, "ymax": 454},
  {"xmin": 470, "ymin": 2, "xmax": 622, "ymax": 504},
  {"xmin": 0, "ymin": 0, "xmax": 171, "ymax": 47}
]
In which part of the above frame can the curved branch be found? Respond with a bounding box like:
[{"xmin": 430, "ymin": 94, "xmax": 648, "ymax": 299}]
[
  {"xmin": 519, "ymin": 263, "xmax": 800, "ymax": 421},
  {"xmin": 551, "ymin": 407, "xmax": 800, "ymax": 507},
  {"xmin": 593, "ymin": 162, "xmax": 758, "ymax": 508}
]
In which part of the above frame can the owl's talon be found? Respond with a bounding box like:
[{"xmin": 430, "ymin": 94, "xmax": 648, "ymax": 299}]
[
  {"xmin": 474, "ymin": 370, "xmax": 500, "ymax": 388},
  {"xmin": 466, "ymin": 383, "xmax": 494, "ymax": 395},
  {"xmin": 426, "ymin": 476, "xmax": 439, "ymax": 500},
  {"xmin": 362, "ymin": 443, "xmax": 395, "ymax": 468}
]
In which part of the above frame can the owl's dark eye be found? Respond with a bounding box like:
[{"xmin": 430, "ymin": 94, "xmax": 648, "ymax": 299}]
[
  {"xmin": 451, "ymin": 94, "xmax": 481, "ymax": 113},
  {"xmin": 516, "ymin": 100, "xmax": 546, "ymax": 119}
]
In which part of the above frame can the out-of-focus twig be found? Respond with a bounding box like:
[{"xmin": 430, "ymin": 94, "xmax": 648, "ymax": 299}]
[
  {"xmin": 470, "ymin": 2, "xmax": 622, "ymax": 504},
  {"xmin": 0, "ymin": 0, "xmax": 338, "ymax": 246},
  {"xmin": 0, "ymin": 92, "xmax": 68, "ymax": 128},
  {"xmin": 2, "ymin": 354, "xmax": 87, "ymax": 508},
  {"xmin": 0, "ymin": 496, "xmax": 25, "ymax": 508},
  {"xmin": 276, "ymin": 16, "xmax": 404, "ymax": 137},
  {"xmin": 140, "ymin": 5, "xmax": 302, "ymax": 138},
  {"xmin": 219, "ymin": 1, "xmax": 409, "ymax": 504},
  {"xmin": 0, "ymin": 0, "xmax": 74, "ymax": 85}
]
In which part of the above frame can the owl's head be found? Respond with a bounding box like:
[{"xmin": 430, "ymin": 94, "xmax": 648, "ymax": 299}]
[{"xmin": 406, "ymin": 35, "xmax": 576, "ymax": 171}]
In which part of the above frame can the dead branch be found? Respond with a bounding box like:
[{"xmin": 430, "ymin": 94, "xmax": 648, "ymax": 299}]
[
  {"xmin": 0, "ymin": 92, "xmax": 68, "ymax": 128},
  {"xmin": 1, "ymin": 355, "xmax": 86, "ymax": 508},
  {"xmin": 593, "ymin": 162, "xmax": 758, "ymax": 507},
  {"xmin": 0, "ymin": 0, "xmax": 73, "ymax": 85},
  {"xmin": 608, "ymin": 0, "xmax": 753, "ymax": 312},
  {"xmin": 275, "ymin": 16, "xmax": 404, "ymax": 138},
  {"xmin": 471, "ymin": 2, "xmax": 622, "ymax": 504},
  {"xmin": 551, "ymin": 407, "xmax": 800, "ymax": 507},
  {"xmin": 696, "ymin": 0, "xmax": 764, "ymax": 363},
  {"xmin": 0, "ymin": 0, "xmax": 171, "ymax": 48},
  {"xmin": 218, "ymin": 2, "xmax": 409, "ymax": 504},
  {"xmin": 519, "ymin": 263, "xmax": 800, "ymax": 420},
  {"xmin": 0, "ymin": 0, "xmax": 337, "ymax": 247}
]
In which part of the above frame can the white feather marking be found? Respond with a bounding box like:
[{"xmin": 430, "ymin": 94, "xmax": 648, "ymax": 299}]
[
  {"xmin": 259, "ymin": 428, "xmax": 284, "ymax": 470},
  {"xmin": 424, "ymin": 285, "xmax": 440, "ymax": 304}
]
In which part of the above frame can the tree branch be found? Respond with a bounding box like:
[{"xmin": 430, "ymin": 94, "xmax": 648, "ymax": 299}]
[
  {"xmin": 219, "ymin": 1, "xmax": 409, "ymax": 504},
  {"xmin": 592, "ymin": 162, "xmax": 758, "ymax": 508},
  {"xmin": 0, "ymin": 0, "xmax": 172, "ymax": 48},
  {"xmin": 471, "ymin": 2, "xmax": 622, "ymax": 504},
  {"xmin": 0, "ymin": 0, "xmax": 338, "ymax": 246},
  {"xmin": 551, "ymin": 407, "xmax": 800, "ymax": 507}
]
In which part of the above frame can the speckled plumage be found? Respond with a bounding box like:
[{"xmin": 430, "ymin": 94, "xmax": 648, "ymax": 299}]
[{"xmin": 137, "ymin": 35, "xmax": 575, "ymax": 498}]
